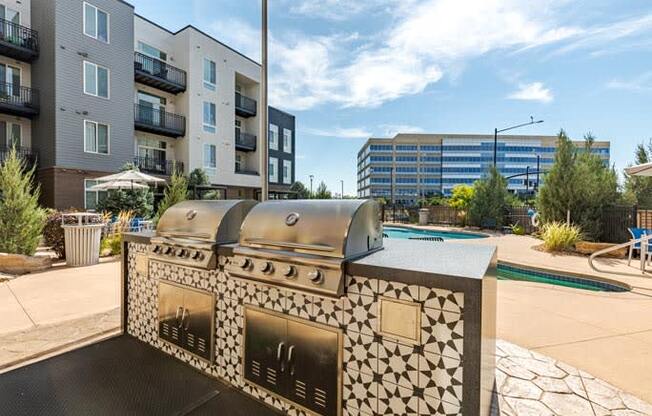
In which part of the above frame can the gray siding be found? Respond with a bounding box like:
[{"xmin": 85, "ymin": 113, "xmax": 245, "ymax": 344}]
[
  {"xmin": 33, "ymin": 0, "xmax": 134, "ymax": 172},
  {"xmin": 269, "ymin": 106, "xmax": 295, "ymax": 186}
]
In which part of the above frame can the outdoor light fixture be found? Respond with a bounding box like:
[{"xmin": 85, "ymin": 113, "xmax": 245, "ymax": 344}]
[{"xmin": 493, "ymin": 116, "xmax": 544, "ymax": 167}]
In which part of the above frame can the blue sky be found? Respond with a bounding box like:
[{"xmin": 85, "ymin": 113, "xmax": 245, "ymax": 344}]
[{"xmin": 130, "ymin": 0, "xmax": 652, "ymax": 196}]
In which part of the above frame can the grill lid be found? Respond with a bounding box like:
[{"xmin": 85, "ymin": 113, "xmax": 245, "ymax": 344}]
[
  {"xmin": 156, "ymin": 200, "xmax": 257, "ymax": 244},
  {"xmin": 238, "ymin": 199, "xmax": 383, "ymax": 259}
]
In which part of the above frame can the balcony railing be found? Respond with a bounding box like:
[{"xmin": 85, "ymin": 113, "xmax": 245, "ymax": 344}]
[
  {"xmin": 235, "ymin": 92, "xmax": 256, "ymax": 117},
  {"xmin": 235, "ymin": 166, "xmax": 259, "ymax": 176},
  {"xmin": 133, "ymin": 156, "xmax": 183, "ymax": 176},
  {"xmin": 0, "ymin": 82, "xmax": 39, "ymax": 117},
  {"xmin": 0, "ymin": 18, "xmax": 39, "ymax": 61},
  {"xmin": 134, "ymin": 52, "xmax": 187, "ymax": 94},
  {"xmin": 235, "ymin": 130, "xmax": 256, "ymax": 151},
  {"xmin": 134, "ymin": 104, "xmax": 186, "ymax": 137},
  {"xmin": 0, "ymin": 145, "xmax": 36, "ymax": 166}
]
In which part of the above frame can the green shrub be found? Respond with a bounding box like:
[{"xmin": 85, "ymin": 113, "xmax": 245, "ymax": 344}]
[
  {"xmin": 541, "ymin": 222, "xmax": 582, "ymax": 252},
  {"xmin": 43, "ymin": 211, "xmax": 67, "ymax": 258},
  {"xmin": 100, "ymin": 234, "xmax": 122, "ymax": 256},
  {"xmin": 468, "ymin": 166, "xmax": 509, "ymax": 227},
  {"xmin": 0, "ymin": 147, "xmax": 46, "ymax": 255},
  {"xmin": 155, "ymin": 169, "xmax": 188, "ymax": 222},
  {"xmin": 510, "ymin": 223, "xmax": 526, "ymax": 235}
]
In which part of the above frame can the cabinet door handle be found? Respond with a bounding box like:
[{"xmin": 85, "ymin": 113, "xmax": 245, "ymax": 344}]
[
  {"xmin": 277, "ymin": 342, "xmax": 286, "ymax": 373},
  {"xmin": 180, "ymin": 307, "xmax": 188, "ymax": 329},
  {"xmin": 182, "ymin": 308, "xmax": 190, "ymax": 330},
  {"xmin": 175, "ymin": 306, "xmax": 184, "ymax": 327},
  {"xmin": 287, "ymin": 345, "xmax": 296, "ymax": 376}
]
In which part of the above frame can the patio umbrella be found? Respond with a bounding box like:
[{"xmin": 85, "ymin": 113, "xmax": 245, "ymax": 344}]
[
  {"xmin": 89, "ymin": 180, "xmax": 149, "ymax": 191},
  {"xmin": 95, "ymin": 169, "xmax": 166, "ymax": 184}
]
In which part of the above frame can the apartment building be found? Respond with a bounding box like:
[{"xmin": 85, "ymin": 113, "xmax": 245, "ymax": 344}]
[
  {"xmin": 3, "ymin": 0, "xmax": 295, "ymax": 209},
  {"xmin": 0, "ymin": 0, "xmax": 39, "ymax": 172},
  {"xmin": 357, "ymin": 133, "xmax": 610, "ymax": 205},
  {"xmin": 268, "ymin": 106, "xmax": 295, "ymax": 198}
]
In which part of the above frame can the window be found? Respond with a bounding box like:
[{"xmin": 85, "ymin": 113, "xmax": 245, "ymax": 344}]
[
  {"xmin": 203, "ymin": 102, "xmax": 216, "ymax": 133},
  {"xmin": 83, "ymin": 61, "xmax": 109, "ymax": 98},
  {"xmin": 269, "ymin": 124, "xmax": 279, "ymax": 150},
  {"xmin": 235, "ymin": 153, "xmax": 242, "ymax": 172},
  {"xmin": 83, "ymin": 2, "xmax": 109, "ymax": 43},
  {"xmin": 0, "ymin": 5, "xmax": 20, "ymax": 25},
  {"xmin": 283, "ymin": 160, "xmax": 292, "ymax": 184},
  {"xmin": 84, "ymin": 179, "xmax": 107, "ymax": 210},
  {"xmin": 283, "ymin": 128, "xmax": 292, "ymax": 153},
  {"xmin": 5, "ymin": 122, "xmax": 21, "ymax": 147},
  {"xmin": 203, "ymin": 58, "xmax": 216, "ymax": 90},
  {"xmin": 0, "ymin": 64, "xmax": 21, "ymax": 98},
  {"xmin": 269, "ymin": 157, "xmax": 278, "ymax": 183},
  {"xmin": 137, "ymin": 41, "xmax": 166, "ymax": 61},
  {"xmin": 84, "ymin": 120, "xmax": 109, "ymax": 154},
  {"xmin": 203, "ymin": 143, "xmax": 216, "ymax": 173}
]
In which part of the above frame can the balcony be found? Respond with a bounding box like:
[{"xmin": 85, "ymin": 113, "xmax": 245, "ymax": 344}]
[
  {"xmin": 133, "ymin": 156, "xmax": 183, "ymax": 176},
  {"xmin": 134, "ymin": 52, "xmax": 186, "ymax": 94},
  {"xmin": 134, "ymin": 104, "xmax": 186, "ymax": 138},
  {"xmin": 0, "ymin": 146, "xmax": 36, "ymax": 166},
  {"xmin": 235, "ymin": 167, "xmax": 259, "ymax": 176},
  {"xmin": 0, "ymin": 19, "xmax": 38, "ymax": 62},
  {"xmin": 0, "ymin": 83, "xmax": 39, "ymax": 118},
  {"xmin": 235, "ymin": 130, "xmax": 256, "ymax": 152},
  {"xmin": 235, "ymin": 92, "xmax": 256, "ymax": 117}
]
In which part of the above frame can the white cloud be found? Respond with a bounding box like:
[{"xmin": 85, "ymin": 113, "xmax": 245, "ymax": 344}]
[
  {"xmin": 207, "ymin": 2, "xmax": 652, "ymax": 110},
  {"xmin": 303, "ymin": 127, "xmax": 372, "ymax": 139},
  {"xmin": 378, "ymin": 124, "xmax": 425, "ymax": 137},
  {"xmin": 508, "ymin": 82, "xmax": 554, "ymax": 103},
  {"xmin": 606, "ymin": 72, "xmax": 652, "ymax": 92}
]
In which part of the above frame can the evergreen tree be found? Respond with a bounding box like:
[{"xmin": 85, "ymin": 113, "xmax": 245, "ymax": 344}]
[
  {"xmin": 536, "ymin": 129, "xmax": 577, "ymax": 223},
  {"xmin": 468, "ymin": 166, "xmax": 509, "ymax": 227},
  {"xmin": 624, "ymin": 139, "xmax": 652, "ymax": 207},
  {"xmin": 290, "ymin": 181, "xmax": 310, "ymax": 199},
  {"xmin": 188, "ymin": 168, "xmax": 210, "ymax": 188},
  {"xmin": 0, "ymin": 148, "xmax": 46, "ymax": 255},
  {"xmin": 96, "ymin": 187, "xmax": 154, "ymax": 218},
  {"xmin": 314, "ymin": 181, "xmax": 332, "ymax": 199},
  {"xmin": 155, "ymin": 169, "xmax": 188, "ymax": 221}
]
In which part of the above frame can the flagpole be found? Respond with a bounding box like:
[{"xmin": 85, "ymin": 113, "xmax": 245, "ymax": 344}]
[{"xmin": 260, "ymin": 0, "xmax": 269, "ymax": 201}]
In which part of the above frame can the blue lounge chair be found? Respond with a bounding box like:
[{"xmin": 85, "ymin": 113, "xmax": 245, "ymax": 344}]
[{"xmin": 627, "ymin": 228, "xmax": 652, "ymax": 266}]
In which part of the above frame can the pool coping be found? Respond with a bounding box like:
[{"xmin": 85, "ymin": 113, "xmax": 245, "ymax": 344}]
[
  {"xmin": 383, "ymin": 223, "xmax": 491, "ymax": 239},
  {"xmin": 497, "ymin": 259, "xmax": 632, "ymax": 292}
]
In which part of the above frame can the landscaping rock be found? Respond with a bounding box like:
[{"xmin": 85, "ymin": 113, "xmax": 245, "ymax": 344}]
[
  {"xmin": 575, "ymin": 241, "xmax": 627, "ymax": 258},
  {"xmin": 0, "ymin": 253, "xmax": 52, "ymax": 275}
]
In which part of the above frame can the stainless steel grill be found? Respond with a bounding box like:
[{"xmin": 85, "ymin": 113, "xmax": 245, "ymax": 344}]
[
  {"xmin": 150, "ymin": 200, "xmax": 257, "ymax": 269},
  {"xmin": 224, "ymin": 199, "xmax": 383, "ymax": 297}
]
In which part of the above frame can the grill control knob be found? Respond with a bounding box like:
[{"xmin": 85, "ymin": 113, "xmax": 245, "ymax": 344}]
[
  {"xmin": 163, "ymin": 246, "xmax": 173, "ymax": 255},
  {"xmin": 236, "ymin": 257, "xmax": 251, "ymax": 269},
  {"xmin": 258, "ymin": 261, "xmax": 274, "ymax": 274},
  {"xmin": 152, "ymin": 245, "xmax": 161, "ymax": 254},
  {"xmin": 176, "ymin": 249, "xmax": 187, "ymax": 257},
  {"xmin": 282, "ymin": 265, "xmax": 296, "ymax": 278},
  {"xmin": 308, "ymin": 269, "xmax": 323, "ymax": 284},
  {"xmin": 192, "ymin": 251, "xmax": 204, "ymax": 261}
]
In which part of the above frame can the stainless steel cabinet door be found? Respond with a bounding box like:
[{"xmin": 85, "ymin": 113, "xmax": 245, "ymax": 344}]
[
  {"xmin": 158, "ymin": 281, "xmax": 184, "ymax": 348},
  {"xmin": 286, "ymin": 320, "xmax": 341, "ymax": 416},
  {"xmin": 181, "ymin": 288, "xmax": 215, "ymax": 361},
  {"xmin": 244, "ymin": 307, "xmax": 288, "ymax": 397}
]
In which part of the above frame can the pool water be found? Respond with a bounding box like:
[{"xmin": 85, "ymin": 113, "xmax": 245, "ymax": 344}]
[
  {"xmin": 497, "ymin": 264, "xmax": 629, "ymax": 292},
  {"xmin": 383, "ymin": 226, "xmax": 487, "ymax": 240}
]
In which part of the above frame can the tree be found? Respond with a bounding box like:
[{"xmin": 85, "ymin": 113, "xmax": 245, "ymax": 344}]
[
  {"xmin": 188, "ymin": 168, "xmax": 209, "ymax": 188},
  {"xmin": 624, "ymin": 139, "xmax": 652, "ymax": 207},
  {"xmin": 448, "ymin": 185, "xmax": 474, "ymax": 210},
  {"xmin": 0, "ymin": 148, "xmax": 46, "ymax": 255},
  {"xmin": 536, "ymin": 130, "xmax": 619, "ymax": 240},
  {"xmin": 290, "ymin": 181, "xmax": 310, "ymax": 199},
  {"xmin": 155, "ymin": 169, "xmax": 188, "ymax": 221},
  {"xmin": 468, "ymin": 166, "xmax": 509, "ymax": 227},
  {"xmin": 314, "ymin": 181, "xmax": 332, "ymax": 199},
  {"xmin": 96, "ymin": 187, "xmax": 154, "ymax": 218}
]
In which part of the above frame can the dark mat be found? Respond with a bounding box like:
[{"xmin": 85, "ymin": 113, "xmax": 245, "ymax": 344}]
[{"xmin": 0, "ymin": 335, "xmax": 279, "ymax": 416}]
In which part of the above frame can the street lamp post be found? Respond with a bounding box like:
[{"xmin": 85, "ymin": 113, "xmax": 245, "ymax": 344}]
[
  {"xmin": 536, "ymin": 154, "xmax": 541, "ymax": 191},
  {"xmin": 260, "ymin": 0, "xmax": 269, "ymax": 201},
  {"xmin": 309, "ymin": 174, "xmax": 314, "ymax": 198},
  {"xmin": 493, "ymin": 116, "xmax": 544, "ymax": 167},
  {"xmin": 340, "ymin": 180, "xmax": 344, "ymax": 199}
]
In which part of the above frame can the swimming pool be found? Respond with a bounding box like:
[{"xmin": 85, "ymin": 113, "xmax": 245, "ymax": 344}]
[
  {"xmin": 497, "ymin": 263, "xmax": 629, "ymax": 292},
  {"xmin": 383, "ymin": 225, "xmax": 488, "ymax": 240}
]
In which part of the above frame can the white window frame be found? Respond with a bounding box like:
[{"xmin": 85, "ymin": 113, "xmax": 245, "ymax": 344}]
[
  {"xmin": 283, "ymin": 160, "xmax": 292, "ymax": 184},
  {"xmin": 203, "ymin": 58, "xmax": 216, "ymax": 90},
  {"xmin": 203, "ymin": 101, "xmax": 216, "ymax": 133},
  {"xmin": 84, "ymin": 120, "xmax": 110, "ymax": 155},
  {"xmin": 84, "ymin": 179, "xmax": 107, "ymax": 211},
  {"xmin": 269, "ymin": 157, "xmax": 278, "ymax": 183},
  {"xmin": 283, "ymin": 128, "xmax": 292, "ymax": 153},
  {"xmin": 269, "ymin": 124, "xmax": 279, "ymax": 150},
  {"xmin": 203, "ymin": 143, "xmax": 217, "ymax": 174},
  {"xmin": 83, "ymin": 61, "xmax": 110, "ymax": 99},
  {"xmin": 83, "ymin": 2, "xmax": 110, "ymax": 44}
]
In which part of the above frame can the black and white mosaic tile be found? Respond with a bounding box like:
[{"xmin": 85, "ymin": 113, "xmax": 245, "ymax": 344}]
[
  {"xmin": 419, "ymin": 350, "xmax": 463, "ymax": 408},
  {"xmin": 346, "ymin": 275, "xmax": 377, "ymax": 297},
  {"xmin": 313, "ymin": 296, "xmax": 343, "ymax": 327},
  {"xmin": 419, "ymin": 286, "xmax": 464, "ymax": 314},
  {"xmin": 342, "ymin": 293, "xmax": 377, "ymax": 336},
  {"xmin": 377, "ymin": 339, "xmax": 420, "ymax": 389},
  {"xmin": 377, "ymin": 280, "xmax": 421, "ymax": 302},
  {"xmin": 343, "ymin": 369, "xmax": 378, "ymax": 415},
  {"xmin": 377, "ymin": 382, "xmax": 419, "ymax": 415},
  {"xmin": 344, "ymin": 331, "xmax": 377, "ymax": 376},
  {"xmin": 421, "ymin": 308, "xmax": 464, "ymax": 360}
]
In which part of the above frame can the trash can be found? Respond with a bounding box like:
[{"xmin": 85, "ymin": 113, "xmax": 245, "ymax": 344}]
[
  {"xmin": 62, "ymin": 213, "xmax": 105, "ymax": 267},
  {"xmin": 418, "ymin": 208, "xmax": 430, "ymax": 225}
]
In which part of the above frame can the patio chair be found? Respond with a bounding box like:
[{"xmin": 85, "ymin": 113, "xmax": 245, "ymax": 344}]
[{"xmin": 627, "ymin": 227, "xmax": 652, "ymax": 266}]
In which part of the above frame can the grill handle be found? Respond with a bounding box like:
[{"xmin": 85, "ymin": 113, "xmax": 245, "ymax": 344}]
[
  {"xmin": 287, "ymin": 345, "xmax": 296, "ymax": 376},
  {"xmin": 182, "ymin": 308, "xmax": 190, "ymax": 330},
  {"xmin": 244, "ymin": 238, "xmax": 335, "ymax": 252},
  {"xmin": 175, "ymin": 306, "xmax": 184, "ymax": 327},
  {"xmin": 277, "ymin": 342, "xmax": 286, "ymax": 373}
]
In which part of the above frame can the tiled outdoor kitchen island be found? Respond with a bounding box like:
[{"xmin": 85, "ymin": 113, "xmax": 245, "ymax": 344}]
[{"xmin": 122, "ymin": 233, "xmax": 497, "ymax": 416}]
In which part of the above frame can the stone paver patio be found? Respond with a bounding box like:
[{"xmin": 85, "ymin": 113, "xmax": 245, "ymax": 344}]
[{"xmin": 496, "ymin": 339, "xmax": 652, "ymax": 415}]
